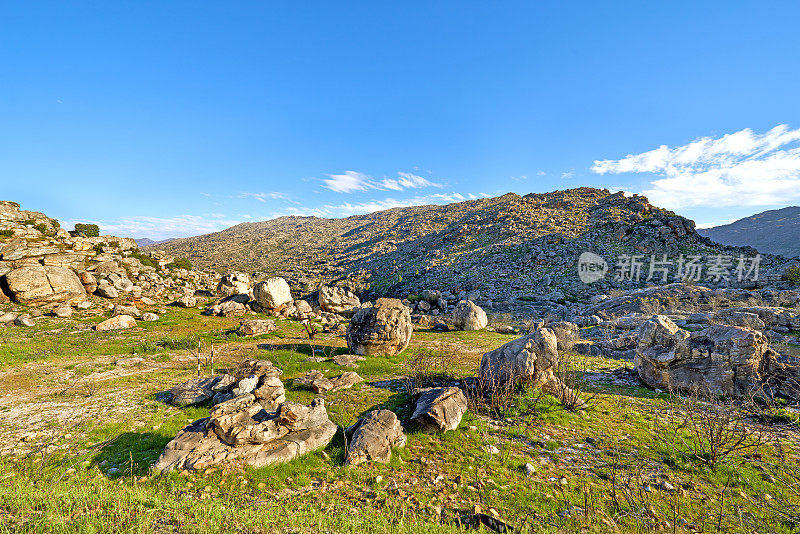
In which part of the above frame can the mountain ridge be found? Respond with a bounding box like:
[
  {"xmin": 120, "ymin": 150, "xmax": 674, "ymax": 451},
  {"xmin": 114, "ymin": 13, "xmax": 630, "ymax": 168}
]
[{"xmin": 698, "ymin": 206, "xmax": 800, "ymax": 258}]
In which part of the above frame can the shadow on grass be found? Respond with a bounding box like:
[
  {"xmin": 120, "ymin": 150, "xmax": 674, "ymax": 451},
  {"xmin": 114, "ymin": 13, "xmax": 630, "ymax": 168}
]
[{"xmin": 92, "ymin": 432, "xmax": 172, "ymax": 477}]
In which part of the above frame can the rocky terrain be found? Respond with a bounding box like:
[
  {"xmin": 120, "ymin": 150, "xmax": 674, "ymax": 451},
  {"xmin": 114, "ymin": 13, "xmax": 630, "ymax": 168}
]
[
  {"xmin": 1, "ymin": 196, "xmax": 800, "ymax": 532},
  {"xmin": 698, "ymin": 206, "xmax": 800, "ymax": 258},
  {"xmin": 0, "ymin": 200, "xmax": 219, "ymax": 326},
  {"xmin": 148, "ymin": 188, "xmax": 798, "ymax": 304}
]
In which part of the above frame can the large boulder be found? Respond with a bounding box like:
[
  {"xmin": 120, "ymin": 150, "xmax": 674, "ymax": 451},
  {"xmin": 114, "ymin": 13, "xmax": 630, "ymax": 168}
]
[
  {"xmin": 318, "ymin": 286, "xmax": 361, "ymax": 316},
  {"xmin": 345, "ymin": 410, "xmax": 406, "ymax": 466},
  {"xmin": 479, "ymin": 328, "xmax": 559, "ymax": 389},
  {"xmin": 635, "ymin": 315, "xmax": 788, "ymax": 396},
  {"xmin": 253, "ymin": 277, "xmax": 292, "ymax": 310},
  {"xmin": 4, "ymin": 265, "xmax": 86, "ymax": 305},
  {"xmin": 154, "ymin": 397, "xmax": 337, "ymax": 472},
  {"xmin": 95, "ymin": 314, "xmax": 137, "ymax": 331},
  {"xmin": 411, "ymin": 387, "xmax": 468, "ymax": 432},
  {"xmin": 216, "ymin": 271, "xmax": 250, "ymax": 297},
  {"xmin": 346, "ymin": 298, "xmax": 413, "ymax": 356},
  {"xmin": 237, "ymin": 319, "xmax": 277, "ymax": 336},
  {"xmin": 452, "ymin": 300, "xmax": 488, "ymax": 331}
]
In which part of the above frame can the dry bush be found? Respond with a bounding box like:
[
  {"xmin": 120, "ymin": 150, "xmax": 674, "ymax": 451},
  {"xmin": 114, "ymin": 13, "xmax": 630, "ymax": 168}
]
[
  {"xmin": 462, "ymin": 364, "xmax": 532, "ymax": 419},
  {"xmin": 637, "ymin": 297, "xmax": 663, "ymax": 316},
  {"xmin": 549, "ymin": 350, "xmax": 597, "ymax": 411},
  {"xmin": 652, "ymin": 388, "xmax": 773, "ymax": 468},
  {"xmin": 403, "ymin": 342, "xmax": 459, "ymax": 393}
]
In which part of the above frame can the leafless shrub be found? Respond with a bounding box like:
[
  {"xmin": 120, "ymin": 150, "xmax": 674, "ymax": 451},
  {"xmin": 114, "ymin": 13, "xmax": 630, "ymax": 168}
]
[
  {"xmin": 652, "ymin": 388, "xmax": 774, "ymax": 468},
  {"xmin": 549, "ymin": 350, "xmax": 598, "ymax": 411},
  {"xmin": 743, "ymin": 459, "xmax": 800, "ymax": 531},
  {"xmin": 637, "ymin": 297, "xmax": 662, "ymax": 317},
  {"xmin": 403, "ymin": 342, "xmax": 459, "ymax": 393},
  {"xmin": 706, "ymin": 294, "xmax": 723, "ymax": 313},
  {"xmin": 463, "ymin": 364, "xmax": 526, "ymax": 419}
]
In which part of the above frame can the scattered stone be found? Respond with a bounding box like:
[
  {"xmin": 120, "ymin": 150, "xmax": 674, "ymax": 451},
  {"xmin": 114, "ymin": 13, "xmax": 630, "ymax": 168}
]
[
  {"xmin": 96, "ymin": 282, "xmax": 119, "ymax": 299},
  {"xmin": 523, "ymin": 463, "xmax": 536, "ymax": 477},
  {"xmin": 0, "ymin": 311, "xmax": 18, "ymax": 323},
  {"xmin": 547, "ymin": 321, "xmax": 579, "ymax": 351},
  {"xmin": 53, "ymin": 305, "xmax": 73, "ymax": 318},
  {"xmin": 95, "ymin": 314, "xmax": 137, "ymax": 331},
  {"xmin": 294, "ymin": 370, "xmax": 364, "ymax": 393},
  {"xmin": 345, "ymin": 409, "xmax": 406, "ymax": 466},
  {"xmin": 237, "ymin": 319, "xmax": 277, "ymax": 336},
  {"xmin": 14, "ymin": 314, "xmax": 35, "ymax": 327},
  {"xmin": 141, "ymin": 312, "xmax": 159, "ymax": 321},
  {"xmin": 170, "ymin": 377, "xmax": 219, "ymax": 406},
  {"xmin": 346, "ymin": 298, "xmax": 413, "ymax": 356},
  {"xmin": 175, "ymin": 295, "xmax": 197, "ymax": 308},
  {"xmin": 452, "ymin": 300, "xmax": 488, "ymax": 331},
  {"xmin": 411, "ymin": 387, "xmax": 468, "ymax": 432},
  {"xmin": 483, "ymin": 445, "xmax": 500, "ymax": 455},
  {"xmin": 494, "ymin": 325, "xmax": 516, "ymax": 335},
  {"xmin": 332, "ymin": 354, "xmax": 365, "ymax": 368}
]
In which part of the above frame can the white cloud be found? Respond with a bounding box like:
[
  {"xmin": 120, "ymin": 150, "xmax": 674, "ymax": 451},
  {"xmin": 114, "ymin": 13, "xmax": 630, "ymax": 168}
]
[
  {"xmin": 240, "ymin": 191, "xmax": 293, "ymax": 203},
  {"xmin": 322, "ymin": 170, "xmax": 440, "ymax": 193},
  {"xmin": 64, "ymin": 214, "xmax": 247, "ymax": 241},
  {"xmin": 591, "ymin": 125, "xmax": 800, "ymax": 208},
  {"xmin": 561, "ymin": 171, "xmax": 574, "ymax": 179},
  {"xmin": 269, "ymin": 192, "xmax": 480, "ymax": 219}
]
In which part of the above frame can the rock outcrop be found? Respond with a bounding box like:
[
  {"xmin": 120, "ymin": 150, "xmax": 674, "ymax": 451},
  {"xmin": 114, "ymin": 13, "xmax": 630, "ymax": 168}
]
[
  {"xmin": 479, "ymin": 328, "xmax": 583, "ymax": 406},
  {"xmin": 4, "ymin": 265, "xmax": 85, "ymax": 305},
  {"xmin": 217, "ymin": 272, "xmax": 250, "ymax": 297},
  {"xmin": 452, "ymin": 300, "xmax": 488, "ymax": 331},
  {"xmin": 170, "ymin": 360, "xmax": 285, "ymax": 408},
  {"xmin": 319, "ymin": 285, "xmax": 361, "ymax": 316},
  {"xmin": 154, "ymin": 397, "xmax": 337, "ymax": 472},
  {"xmin": 95, "ymin": 314, "xmax": 137, "ymax": 331},
  {"xmin": 635, "ymin": 315, "xmax": 794, "ymax": 396},
  {"xmin": 345, "ymin": 410, "xmax": 406, "ymax": 466},
  {"xmin": 346, "ymin": 298, "xmax": 413, "ymax": 356}
]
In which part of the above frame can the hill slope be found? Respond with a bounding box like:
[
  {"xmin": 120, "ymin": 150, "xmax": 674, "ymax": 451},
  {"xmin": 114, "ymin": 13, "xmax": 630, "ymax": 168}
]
[
  {"xmin": 698, "ymin": 207, "xmax": 800, "ymax": 258},
  {"xmin": 147, "ymin": 188, "xmax": 748, "ymax": 300}
]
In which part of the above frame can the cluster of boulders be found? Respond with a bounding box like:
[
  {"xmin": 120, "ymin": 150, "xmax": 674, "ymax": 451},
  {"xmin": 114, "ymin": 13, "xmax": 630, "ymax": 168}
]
[
  {"xmin": 0, "ymin": 201, "xmax": 220, "ymax": 326},
  {"xmin": 157, "ymin": 358, "xmax": 471, "ymax": 472}
]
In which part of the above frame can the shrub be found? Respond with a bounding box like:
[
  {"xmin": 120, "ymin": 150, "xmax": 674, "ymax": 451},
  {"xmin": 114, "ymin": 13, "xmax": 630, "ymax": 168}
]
[
  {"xmin": 33, "ymin": 223, "xmax": 49, "ymax": 235},
  {"xmin": 93, "ymin": 243, "xmax": 106, "ymax": 255},
  {"xmin": 74, "ymin": 223, "xmax": 100, "ymax": 237},
  {"xmin": 128, "ymin": 251, "xmax": 158, "ymax": 269},
  {"xmin": 167, "ymin": 257, "xmax": 192, "ymax": 270},
  {"xmin": 0, "ymin": 229, "xmax": 13, "ymax": 238},
  {"xmin": 786, "ymin": 264, "xmax": 800, "ymax": 285}
]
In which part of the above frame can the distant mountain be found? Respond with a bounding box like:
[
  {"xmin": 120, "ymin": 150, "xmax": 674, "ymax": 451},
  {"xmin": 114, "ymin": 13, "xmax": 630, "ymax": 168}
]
[
  {"xmin": 135, "ymin": 238, "xmax": 175, "ymax": 248},
  {"xmin": 698, "ymin": 207, "xmax": 800, "ymax": 258}
]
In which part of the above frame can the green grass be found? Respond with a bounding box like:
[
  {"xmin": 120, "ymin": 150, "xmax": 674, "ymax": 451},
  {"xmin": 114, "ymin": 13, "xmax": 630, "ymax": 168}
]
[{"xmin": 0, "ymin": 305, "xmax": 799, "ymax": 532}]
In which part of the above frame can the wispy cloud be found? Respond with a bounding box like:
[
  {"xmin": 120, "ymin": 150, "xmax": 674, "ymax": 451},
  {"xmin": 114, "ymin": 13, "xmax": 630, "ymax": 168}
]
[
  {"xmin": 322, "ymin": 170, "xmax": 441, "ymax": 193},
  {"xmin": 64, "ymin": 214, "xmax": 246, "ymax": 241},
  {"xmin": 270, "ymin": 192, "xmax": 488, "ymax": 219},
  {"xmin": 561, "ymin": 171, "xmax": 574, "ymax": 179},
  {"xmin": 239, "ymin": 191, "xmax": 294, "ymax": 203},
  {"xmin": 592, "ymin": 125, "xmax": 800, "ymax": 208}
]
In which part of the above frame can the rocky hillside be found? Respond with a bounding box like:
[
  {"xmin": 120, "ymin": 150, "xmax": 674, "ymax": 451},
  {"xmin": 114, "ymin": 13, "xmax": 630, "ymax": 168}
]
[
  {"xmin": 698, "ymin": 206, "xmax": 800, "ymax": 258},
  {"xmin": 0, "ymin": 200, "xmax": 218, "ymax": 310},
  {"xmin": 148, "ymin": 188, "xmax": 791, "ymax": 302}
]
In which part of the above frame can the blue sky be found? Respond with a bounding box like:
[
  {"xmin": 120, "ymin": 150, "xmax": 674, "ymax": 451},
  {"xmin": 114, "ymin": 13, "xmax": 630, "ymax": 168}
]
[{"xmin": 3, "ymin": 2, "xmax": 800, "ymax": 239}]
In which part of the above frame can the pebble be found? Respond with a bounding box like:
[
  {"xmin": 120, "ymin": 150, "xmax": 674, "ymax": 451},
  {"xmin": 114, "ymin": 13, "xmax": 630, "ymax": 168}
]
[
  {"xmin": 523, "ymin": 463, "xmax": 536, "ymax": 477},
  {"xmin": 484, "ymin": 445, "xmax": 500, "ymax": 455}
]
